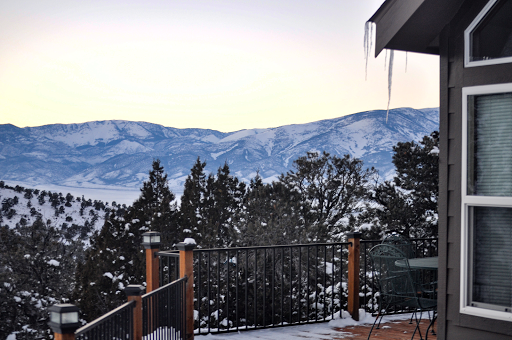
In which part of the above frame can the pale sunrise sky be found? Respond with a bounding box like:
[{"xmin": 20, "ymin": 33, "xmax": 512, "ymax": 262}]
[{"xmin": 0, "ymin": 0, "xmax": 439, "ymax": 132}]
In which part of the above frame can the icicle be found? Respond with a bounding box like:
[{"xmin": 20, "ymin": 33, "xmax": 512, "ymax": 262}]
[
  {"xmin": 405, "ymin": 51, "xmax": 408, "ymax": 72},
  {"xmin": 384, "ymin": 49, "xmax": 388, "ymax": 69},
  {"xmin": 364, "ymin": 21, "xmax": 373, "ymax": 81},
  {"xmin": 386, "ymin": 50, "xmax": 394, "ymax": 123}
]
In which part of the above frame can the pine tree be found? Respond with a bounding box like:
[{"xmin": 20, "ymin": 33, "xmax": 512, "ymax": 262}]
[
  {"xmin": 0, "ymin": 218, "xmax": 83, "ymax": 339},
  {"xmin": 280, "ymin": 151, "xmax": 376, "ymax": 241},
  {"xmin": 202, "ymin": 162, "xmax": 246, "ymax": 248},
  {"xmin": 128, "ymin": 159, "xmax": 179, "ymax": 247},
  {"xmin": 367, "ymin": 131, "xmax": 439, "ymax": 238},
  {"xmin": 235, "ymin": 174, "xmax": 304, "ymax": 246},
  {"xmin": 179, "ymin": 157, "xmax": 207, "ymax": 245},
  {"xmin": 73, "ymin": 209, "xmax": 142, "ymax": 321},
  {"xmin": 73, "ymin": 159, "xmax": 177, "ymax": 320}
]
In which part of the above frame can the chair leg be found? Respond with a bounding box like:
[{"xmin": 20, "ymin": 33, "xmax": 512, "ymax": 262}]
[
  {"xmin": 425, "ymin": 311, "xmax": 437, "ymax": 340},
  {"xmin": 410, "ymin": 310, "xmax": 424, "ymax": 340},
  {"xmin": 367, "ymin": 311, "xmax": 382, "ymax": 340}
]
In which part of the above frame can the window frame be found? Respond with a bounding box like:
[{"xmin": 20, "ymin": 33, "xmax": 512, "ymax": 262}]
[
  {"xmin": 464, "ymin": 0, "xmax": 512, "ymax": 68},
  {"xmin": 460, "ymin": 83, "xmax": 512, "ymax": 321}
]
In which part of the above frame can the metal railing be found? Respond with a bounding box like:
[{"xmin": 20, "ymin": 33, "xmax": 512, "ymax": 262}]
[
  {"xmin": 193, "ymin": 242, "xmax": 350, "ymax": 335},
  {"xmin": 157, "ymin": 250, "xmax": 180, "ymax": 286},
  {"xmin": 142, "ymin": 277, "xmax": 187, "ymax": 340},
  {"xmin": 75, "ymin": 300, "xmax": 135, "ymax": 340}
]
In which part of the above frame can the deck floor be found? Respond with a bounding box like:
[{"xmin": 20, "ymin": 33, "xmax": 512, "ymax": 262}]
[
  {"xmin": 330, "ymin": 319, "xmax": 437, "ymax": 340},
  {"xmin": 197, "ymin": 317, "xmax": 437, "ymax": 339}
]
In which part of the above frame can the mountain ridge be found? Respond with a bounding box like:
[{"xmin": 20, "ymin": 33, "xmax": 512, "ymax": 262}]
[{"xmin": 0, "ymin": 107, "xmax": 439, "ymax": 195}]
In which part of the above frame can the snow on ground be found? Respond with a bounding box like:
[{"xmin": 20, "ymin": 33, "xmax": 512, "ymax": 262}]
[{"xmin": 196, "ymin": 310, "xmax": 415, "ymax": 339}]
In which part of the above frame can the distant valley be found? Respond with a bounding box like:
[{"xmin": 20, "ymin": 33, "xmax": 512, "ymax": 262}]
[{"xmin": 0, "ymin": 107, "xmax": 439, "ymax": 204}]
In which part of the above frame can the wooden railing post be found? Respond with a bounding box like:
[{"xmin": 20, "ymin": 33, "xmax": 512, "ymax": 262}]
[
  {"xmin": 125, "ymin": 285, "xmax": 145, "ymax": 340},
  {"xmin": 347, "ymin": 232, "xmax": 361, "ymax": 321},
  {"xmin": 47, "ymin": 304, "xmax": 81, "ymax": 340},
  {"xmin": 142, "ymin": 231, "xmax": 161, "ymax": 293},
  {"xmin": 176, "ymin": 240, "xmax": 196, "ymax": 340}
]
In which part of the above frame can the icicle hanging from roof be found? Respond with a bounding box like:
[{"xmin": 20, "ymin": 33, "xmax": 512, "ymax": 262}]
[
  {"xmin": 364, "ymin": 21, "xmax": 374, "ymax": 80},
  {"xmin": 386, "ymin": 49, "xmax": 394, "ymax": 123}
]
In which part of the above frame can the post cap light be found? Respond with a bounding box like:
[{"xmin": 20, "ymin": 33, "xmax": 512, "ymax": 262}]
[
  {"xmin": 48, "ymin": 304, "xmax": 81, "ymax": 334},
  {"xmin": 142, "ymin": 231, "xmax": 161, "ymax": 249},
  {"xmin": 124, "ymin": 284, "xmax": 146, "ymax": 297}
]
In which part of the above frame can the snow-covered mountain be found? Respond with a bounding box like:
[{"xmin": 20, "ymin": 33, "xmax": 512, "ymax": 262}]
[{"xmin": 0, "ymin": 107, "xmax": 439, "ymax": 196}]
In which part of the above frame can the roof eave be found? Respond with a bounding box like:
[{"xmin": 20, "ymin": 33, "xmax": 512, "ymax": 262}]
[{"xmin": 369, "ymin": 0, "xmax": 465, "ymax": 57}]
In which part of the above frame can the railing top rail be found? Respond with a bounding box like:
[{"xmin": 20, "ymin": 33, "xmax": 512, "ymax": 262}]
[
  {"xmin": 156, "ymin": 250, "xmax": 180, "ymax": 257},
  {"xmin": 193, "ymin": 242, "xmax": 351, "ymax": 253},
  {"xmin": 142, "ymin": 276, "xmax": 187, "ymax": 299},
  {"xmin": 360, "ymin": 237, "xmax": 438, "ymax": 244},
  {"xmin": 75, "ymin": 300, "xmax": 135, "ymax": 336}
]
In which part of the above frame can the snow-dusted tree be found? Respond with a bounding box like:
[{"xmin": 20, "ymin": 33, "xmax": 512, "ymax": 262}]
[
  {"xmin": 235, "ymin": 174, "xmax": 305, "ymax": 246},
  {"xmin": 280, "ymin": 151, "xmax": 377, "ymax": 241},
  {"xmin": 73, "ymin": 159, "xmax": 178, "ymax": 320},
  {"xmin": 179, "ymin": 157, "xmax": 207, "ymax": 244},
  {"xmin": 73, "ymin": 208, "xmax": 141, "ymax": 322},
  {"xmin": 202, "ymin": 162, "xmax": 246, "ymax": 248},
  {"xmin": 367, "ymin": 131, "xmax": 439, "ymax": 238},
  {"xmin": 128, "ymin": 159, "xmax": 179, "ymax": 247},
  {"xmin": 0, "ymin": 218, "xmax": 83, "ymax": 339},
  {"xmin": 180, "ymin": 158, "xmax": 246, "ymax": 248}
]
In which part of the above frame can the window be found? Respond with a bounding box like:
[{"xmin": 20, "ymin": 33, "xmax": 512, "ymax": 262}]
[
  {"xmin": 461, "ymin": 84, "xmax": 512, "ymax": 321},
  {"xmin": 465, "ymin": 0, "xmax": 512, "ymax": 67}
]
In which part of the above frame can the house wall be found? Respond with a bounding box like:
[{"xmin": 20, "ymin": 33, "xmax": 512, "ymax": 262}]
[{"xmin": 439, "ymin": 0, "xmax": 512, "ymax": 339}]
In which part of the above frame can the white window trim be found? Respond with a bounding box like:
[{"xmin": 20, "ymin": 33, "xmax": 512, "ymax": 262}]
[
  {"xmin": 460, "ymin": 83, "xmax": 512, "ymax": 320},
  {"xmin": 460, "ymin": 83, "xmax": 512, "ymax": 321},
  {"xmin": 464, "ymin": 0, "xmax": 512, "ymax": 68}
]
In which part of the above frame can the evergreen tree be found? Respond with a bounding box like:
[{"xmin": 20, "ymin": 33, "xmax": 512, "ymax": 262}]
[
  {"xmin": 128, "ymin": 159, "xmax": 179, "ymax": 247},
  {"xmin": 73, "ymin": 159, "xmax": 177, "ymax": 320},
  {"xmin": 179, "ymin": 157, "xmax": 207, "ymax": 245},
  {"xmin": 202, "ymin": 162, "xmax": 246, "ymax": 248},
  {"xmin": 0, "ymin": 218, "xmax": 83, "ymax": 339},
  {"xmin": 235, "ymin": 174, "xmax": 304, "ymax": 246},
  {"xmin": 367, "ymin": 131, "xmax": 439, "ymax": 238},
  {"xmin": 280, "ymin": 151, "xmax": 376, "ymax": 241},
  {"xmin": 73, "ymin": 209, "xmax": 141, "ymax": 321}
]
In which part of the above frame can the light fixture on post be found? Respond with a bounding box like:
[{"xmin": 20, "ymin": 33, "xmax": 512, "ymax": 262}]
[
  {"xmin": 48, "ymin": 304, "xmax": 81, "ymax": 339},
  {"xmin": 141, "ymin": 231, "xmax": 162, "ymax": 293},
  {"xmin": 141, "ymin": 231, "xmax": 161, "ymax": 249}
]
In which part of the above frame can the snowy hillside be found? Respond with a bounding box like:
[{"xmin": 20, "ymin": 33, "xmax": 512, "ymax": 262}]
[
  {"xmin": 0, "ymin": 107, "xmax": 439, "ymax": 196},
  {"xmin": 0, "ymin": 182, "xmax": 115, "ymax": 236}
]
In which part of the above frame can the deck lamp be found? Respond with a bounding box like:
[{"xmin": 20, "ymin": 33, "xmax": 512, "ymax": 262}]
[
  {"xmin": 48, "ymin": 304, "xmax": 81, "ymax": 334},
  {"xmin": 142, "ymin": 231, "xmax": 161, "ymax": 249}
]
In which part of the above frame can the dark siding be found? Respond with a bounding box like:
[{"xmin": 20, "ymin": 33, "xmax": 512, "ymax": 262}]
[
  {"xmin": 438, "ymin": 23, "xmax": 450, "ymax": 339},
  {"xmin": 440, "ymin": 0, "xmax": 512, "ymax": 338}
]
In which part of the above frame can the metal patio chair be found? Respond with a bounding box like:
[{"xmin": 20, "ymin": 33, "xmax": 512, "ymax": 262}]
[{"xmin": 368, "ymin": 244, "xmax": 437, "ymax": 340}]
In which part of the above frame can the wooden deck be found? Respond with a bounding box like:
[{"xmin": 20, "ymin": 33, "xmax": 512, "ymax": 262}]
[
  {"xmin": 330, "ymin": 319, "xmax": 437, "ymax": 339},
  {"xmin": 197, "ymin": 317, "xmax": 437, "ymax": 339}
]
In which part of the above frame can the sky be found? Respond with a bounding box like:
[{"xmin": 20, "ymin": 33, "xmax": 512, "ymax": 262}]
[{"xmin": 0, "ymin": 0, "xmax": 440, "ymax": 132}]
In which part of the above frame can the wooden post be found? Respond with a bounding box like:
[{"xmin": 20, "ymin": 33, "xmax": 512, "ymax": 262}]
[
  {"xmin": 142, "ymin": 231, "xmax": 161, "ymax": 293},
  {"xmin": 145, "ymin": 247, "xmax": 160, "ymax": 292},
  {"xmin": 177, "ymin": 241, "xmax": 196, "ymax": 340},
  {"xmin": 125, "ymin": 285, "xmax": 145, "ymax": 340},
  {"xmin": 53, "ymin": 334, "xmax": 75, "ymax": 340},
  {"xmin": 347, "ymin": 232, "xmax": 361, "ymax": 321}
]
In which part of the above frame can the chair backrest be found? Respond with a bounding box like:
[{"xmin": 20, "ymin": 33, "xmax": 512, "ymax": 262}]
[
  {"xmin": 382, "ymin": 233, "xmax": 416, "ymax": 258},
  {"xmin": 369, "ymin": 244, "xmax": 418, "ymax": 308}
]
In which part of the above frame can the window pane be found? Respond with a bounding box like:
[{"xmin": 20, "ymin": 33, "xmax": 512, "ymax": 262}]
[
  {"xmin": 471, "ymin": 206, "xmax": 512, "ymax": 310},
  {"xmin": 471, "ymin": 0, "xmax": 512, "ymax": 61},
  {"xmin": 468, "ymin": 92, "xmax": 512, "ymax": 196}
]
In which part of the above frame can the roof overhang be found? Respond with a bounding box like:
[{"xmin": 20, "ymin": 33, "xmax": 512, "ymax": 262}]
[{"xmin": 369, "ymin": 0, "xmax": 466, "ymax": 56}]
